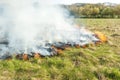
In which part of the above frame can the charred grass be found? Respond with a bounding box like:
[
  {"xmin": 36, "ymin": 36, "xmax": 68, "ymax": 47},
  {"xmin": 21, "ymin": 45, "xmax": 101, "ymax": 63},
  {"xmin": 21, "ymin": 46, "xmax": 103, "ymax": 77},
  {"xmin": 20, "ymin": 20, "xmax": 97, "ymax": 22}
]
[{"xmin": 0, "ymin": 19, "xmax": 120, "ymax": 80}]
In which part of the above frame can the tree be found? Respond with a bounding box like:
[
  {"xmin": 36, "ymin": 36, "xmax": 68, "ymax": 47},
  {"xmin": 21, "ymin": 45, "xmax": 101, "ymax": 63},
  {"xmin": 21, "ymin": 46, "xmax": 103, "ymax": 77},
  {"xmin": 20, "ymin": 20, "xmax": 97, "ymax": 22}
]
[
  {"xmin": 101, "ymin": 7, "xmax": 114, "ymax": 18},
  {"xmin": 90, "ymin": 7, "xmax": 100, "ymax": 17}
]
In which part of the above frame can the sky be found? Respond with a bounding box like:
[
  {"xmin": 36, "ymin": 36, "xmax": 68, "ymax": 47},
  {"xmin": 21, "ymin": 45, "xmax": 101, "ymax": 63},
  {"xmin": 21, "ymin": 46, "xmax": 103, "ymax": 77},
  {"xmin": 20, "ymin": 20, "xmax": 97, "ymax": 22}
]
[{"xmin": 53, "ymin": 0, "xmax": 120, "ymax": 4}]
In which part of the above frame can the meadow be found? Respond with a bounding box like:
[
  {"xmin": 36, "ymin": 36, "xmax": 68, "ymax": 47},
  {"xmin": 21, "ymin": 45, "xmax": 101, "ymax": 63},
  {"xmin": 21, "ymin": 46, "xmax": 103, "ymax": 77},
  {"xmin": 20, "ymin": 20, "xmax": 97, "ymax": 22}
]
[{"xmin": 0, "ymin": 19, "xmax": 120, "ymax": 80}]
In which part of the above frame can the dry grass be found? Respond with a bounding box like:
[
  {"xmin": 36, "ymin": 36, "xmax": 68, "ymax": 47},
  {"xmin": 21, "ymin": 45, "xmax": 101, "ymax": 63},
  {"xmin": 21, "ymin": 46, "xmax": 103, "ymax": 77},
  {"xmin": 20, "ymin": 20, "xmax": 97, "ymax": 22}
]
[{"xmin": 0, "ymin": 19, "xmax": 120, "ymax": 80}]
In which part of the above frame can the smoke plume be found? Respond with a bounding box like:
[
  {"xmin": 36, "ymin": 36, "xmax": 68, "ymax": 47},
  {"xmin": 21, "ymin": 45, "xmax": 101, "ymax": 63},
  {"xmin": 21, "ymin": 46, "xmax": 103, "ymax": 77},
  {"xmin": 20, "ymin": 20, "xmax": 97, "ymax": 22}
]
[{"xmin": 0, "ymin": 0, "xmax": 99, "ymax": 57}]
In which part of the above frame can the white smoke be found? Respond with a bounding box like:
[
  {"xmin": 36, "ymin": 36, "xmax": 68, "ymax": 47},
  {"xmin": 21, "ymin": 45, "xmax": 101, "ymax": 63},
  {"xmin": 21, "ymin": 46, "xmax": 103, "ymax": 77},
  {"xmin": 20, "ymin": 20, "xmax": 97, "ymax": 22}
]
[{"xmin": 0, "ymin": 0, "xmax": 99, "ymax": 57}]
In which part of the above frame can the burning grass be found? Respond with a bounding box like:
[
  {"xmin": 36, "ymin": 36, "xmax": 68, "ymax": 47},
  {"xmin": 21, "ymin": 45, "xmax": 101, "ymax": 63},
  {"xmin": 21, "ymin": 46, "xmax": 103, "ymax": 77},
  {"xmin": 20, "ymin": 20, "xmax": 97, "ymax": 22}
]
[
  {"xmin": 0, "ymin": 19, "xmax": 120, "ymax": 80},
  {"xmin": 0, "ymin": 30, "xmax": 106, "ymax": 60}
]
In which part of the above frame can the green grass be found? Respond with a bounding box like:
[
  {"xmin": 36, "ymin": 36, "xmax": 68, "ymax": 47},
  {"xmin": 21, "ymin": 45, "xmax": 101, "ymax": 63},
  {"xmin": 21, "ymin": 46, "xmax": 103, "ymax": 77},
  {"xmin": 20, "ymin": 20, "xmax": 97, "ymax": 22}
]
[{"xmin": 0, "ymin": 19, "xmax": 120, "ymax": 80}]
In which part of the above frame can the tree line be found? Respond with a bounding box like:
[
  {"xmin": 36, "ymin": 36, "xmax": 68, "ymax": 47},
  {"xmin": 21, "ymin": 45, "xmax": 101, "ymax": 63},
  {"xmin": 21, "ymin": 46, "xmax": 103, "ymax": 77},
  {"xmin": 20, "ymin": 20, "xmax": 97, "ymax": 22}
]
[{"xmin": 64, "ymin": 3, "xmax": 120, "ymax": 18}]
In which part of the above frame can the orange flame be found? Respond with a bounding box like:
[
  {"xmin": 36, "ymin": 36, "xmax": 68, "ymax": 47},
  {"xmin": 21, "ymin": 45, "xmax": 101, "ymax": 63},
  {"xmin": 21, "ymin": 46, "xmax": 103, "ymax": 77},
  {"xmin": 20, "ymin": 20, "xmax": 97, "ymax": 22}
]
[{"xmin": 94, "ymin": 31, "xmax": 107, "ymax": 43}]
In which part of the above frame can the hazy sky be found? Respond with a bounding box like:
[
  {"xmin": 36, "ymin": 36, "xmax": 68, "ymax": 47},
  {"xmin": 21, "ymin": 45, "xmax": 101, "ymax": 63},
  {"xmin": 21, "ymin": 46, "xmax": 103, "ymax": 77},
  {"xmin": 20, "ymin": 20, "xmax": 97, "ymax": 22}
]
[{"xmin": 53, "ymin": 0, "xmax": 120, "ymax": 4}]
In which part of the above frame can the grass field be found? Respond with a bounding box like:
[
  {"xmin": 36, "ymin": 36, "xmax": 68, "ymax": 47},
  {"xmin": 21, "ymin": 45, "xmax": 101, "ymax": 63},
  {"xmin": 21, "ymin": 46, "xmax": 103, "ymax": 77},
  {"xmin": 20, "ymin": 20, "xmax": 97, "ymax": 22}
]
[{"xmin": 0, "ymin": 19, "xmax": 120, "ymax": 80}]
